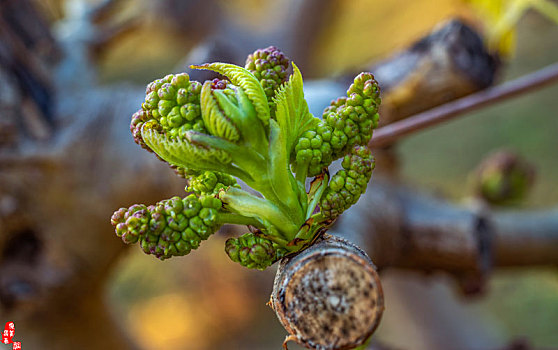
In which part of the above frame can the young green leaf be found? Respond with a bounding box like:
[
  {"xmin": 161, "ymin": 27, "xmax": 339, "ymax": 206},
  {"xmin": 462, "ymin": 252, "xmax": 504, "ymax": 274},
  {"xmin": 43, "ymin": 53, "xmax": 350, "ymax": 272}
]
[
  {"xmin": 191, "ymin": 63, "xmax": 270, "ymax": 125},
  {"xmin": 267, "ymin": 119, "xmax": 306, "ymax": 225},
  {"xmin": 141, "ymin": 126, "xmax": 250, "ymax": 180},
  {"xmin": 204, "ymin": 82, "xmax": 268, "ymax": 152},
  {"xmin": 273, "ymin": 63, "xmax": 319, "ymax": 157},
  {"xmin": 200, "ymin": 81, "xmax": 241, "ymax": 142}
]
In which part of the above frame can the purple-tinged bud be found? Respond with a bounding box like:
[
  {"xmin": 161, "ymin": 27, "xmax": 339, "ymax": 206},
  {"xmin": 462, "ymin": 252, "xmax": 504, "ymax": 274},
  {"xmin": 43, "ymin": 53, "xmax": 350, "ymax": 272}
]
[
  {"xmin": 225, "ymin": 232, "xmax": 283, "ymax": 270},
  {"xmin": 111, "ymin": 193, "xmax": 222, "ymax": 260},
  {"xmin": 245, "ymin": 46, "xmax": 290, "ymax": 114}
]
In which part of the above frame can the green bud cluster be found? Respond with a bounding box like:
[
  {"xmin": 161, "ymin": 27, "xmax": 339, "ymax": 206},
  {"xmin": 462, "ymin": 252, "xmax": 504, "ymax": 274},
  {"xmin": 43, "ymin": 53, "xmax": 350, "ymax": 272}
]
[
  {"xmin": 474, "ymin": 151, "xmax": 535, "ymax": 206},
  {"xmin": 225, "ymin": 232, "xmax": 285, "ymax": 270},
  {"xmin": 320, "ymin": 145, "xmax": 375, "ymax": 219},
  {"xmin": 186, "ymin": 170, "xmax": 239, "ymax": 195},
  {"xmin": 130, "ymin": 74, "xmax": 210, "ymax": 175},
  {"xmin": 293, "ymin": 72, "xmax": 380, "ymax": 177},
  {"xmin": 294, "ymin": 123, "xmax": 337, "ymax": 177},
  {"xmin": 245, "ymin": 46, "xmax": 290, "ymax": 112},
  {"xmin": 140, "ymin": 73, "xmax": 205, "ymax": 141},
  {"xmin": 131, "ymin": 109, "xmax": 151, "ymax": 152},
  {"xmin": 111, "ymin": 194, "xmax": 222, "ymax": 260}
]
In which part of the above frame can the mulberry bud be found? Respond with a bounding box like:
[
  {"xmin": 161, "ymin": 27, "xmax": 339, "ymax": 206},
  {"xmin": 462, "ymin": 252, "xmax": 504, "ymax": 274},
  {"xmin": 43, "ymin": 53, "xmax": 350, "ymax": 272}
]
[
  {"xmin": 186, "ymin": 170, "xmax": 239, "ymax": 195},
  {"xmin": 245, "ymin": 46, "xmax": 290, "ymax": 113},
  {"xmin": 111, "ymin": 194, "xmax": 223, "ymax": 260},
  {"xmin": 225, "ymin": 233, "xmax": 283, "ymax": 270},
  {"xmin": 320, "ymin": 145, "xmax": 375, "ymax": 219},
  {"xmin": 137, "ymin": 73, "xmax": 205, "ymax": 144},
  {"xmin": 292, "ymin": 73, "xmax": 380, "ymax": 177}
]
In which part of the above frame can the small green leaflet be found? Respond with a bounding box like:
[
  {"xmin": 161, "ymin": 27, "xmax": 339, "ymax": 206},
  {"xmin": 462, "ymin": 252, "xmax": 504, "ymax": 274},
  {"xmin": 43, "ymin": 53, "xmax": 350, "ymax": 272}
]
[
  {"xmin": 141, "ymin": 126, "xmax": 249, "ymax": 180},
  {"xmin": 273, "ymin": 63, "xmax": 319, "ymax": 156},
  {"xmin": 191, "ymin": 63, "xmax": 270, "ymax": 125},
  {"xmin": 200, "ymin": 81, "xmax": 241, "ymax": 142}
]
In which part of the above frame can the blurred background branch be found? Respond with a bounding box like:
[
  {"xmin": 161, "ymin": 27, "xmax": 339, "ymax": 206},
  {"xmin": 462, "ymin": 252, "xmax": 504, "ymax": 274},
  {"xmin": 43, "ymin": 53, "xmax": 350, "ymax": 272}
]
[
  {"xmin": 1, "ymin": 0, "xmax": 557, "ymax": 349},
  {"xmin": 337, "ymin": 178, "xmax": 558, "ymax": 276},
  {"xmin": 370, "ymin": 62, "xmax": 558, "ymax": 148}
]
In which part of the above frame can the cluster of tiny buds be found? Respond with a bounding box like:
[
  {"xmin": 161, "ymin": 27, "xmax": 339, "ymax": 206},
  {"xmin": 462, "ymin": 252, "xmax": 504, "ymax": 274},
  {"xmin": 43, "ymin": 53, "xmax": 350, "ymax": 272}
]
[{"xmin": 211, "ymin": 78, "xmax": 228, "ymax": 90}]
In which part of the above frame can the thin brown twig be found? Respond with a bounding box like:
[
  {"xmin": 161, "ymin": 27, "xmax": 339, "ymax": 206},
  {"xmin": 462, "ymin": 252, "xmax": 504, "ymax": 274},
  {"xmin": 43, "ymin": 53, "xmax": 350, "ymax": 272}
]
[{"xmin": 370, "ymin": 62, "xmax": 558, "ymax": 148}]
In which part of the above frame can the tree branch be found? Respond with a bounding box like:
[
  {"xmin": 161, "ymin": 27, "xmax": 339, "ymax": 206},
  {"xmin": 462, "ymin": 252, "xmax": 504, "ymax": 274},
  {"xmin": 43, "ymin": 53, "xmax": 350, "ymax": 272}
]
[
  {"xmin": 361, "ymin": 19, "xmax": 500, "ymax": 126},
  {"xmin": 272, "ymin": 235, "xmax": 384, "ymax": 350},
  {"xmin": 370, "ymin": 62, "xmax": 558, "ymax": 148},
  {"xmin": 334, "ymin": 178, "xmax": 558, "ymax": 274}
]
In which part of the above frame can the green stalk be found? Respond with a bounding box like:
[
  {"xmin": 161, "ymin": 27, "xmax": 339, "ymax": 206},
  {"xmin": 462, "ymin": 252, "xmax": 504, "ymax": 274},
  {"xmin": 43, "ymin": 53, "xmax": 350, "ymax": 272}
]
[
  {"xmin": 294, "ymin": 160, "xmax": 309, "ymax": 186},
  {"xmin": 306, "ymin": 173, "xmax": 328, "ymax": 219},
  {"xmin": 256, "ymin": 231, "xmax": 291, "ymax": 247},
  {"xmin": 219, "ymin": 187, "xmax": 300, "ymax": 240},
  {"xmin": 216, "ymin": 212, "xmax": 266, "ymax": 228},
  {"xmin": 266, "ymin": 120, "xmax": 306, "ymax": 229}
]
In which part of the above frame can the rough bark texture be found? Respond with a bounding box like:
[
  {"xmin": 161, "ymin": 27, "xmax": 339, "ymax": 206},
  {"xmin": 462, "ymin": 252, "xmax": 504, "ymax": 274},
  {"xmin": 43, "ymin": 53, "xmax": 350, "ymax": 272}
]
[{"xmin": 272, "ymin": 235, "xmax": 383, "ymax": 350}]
